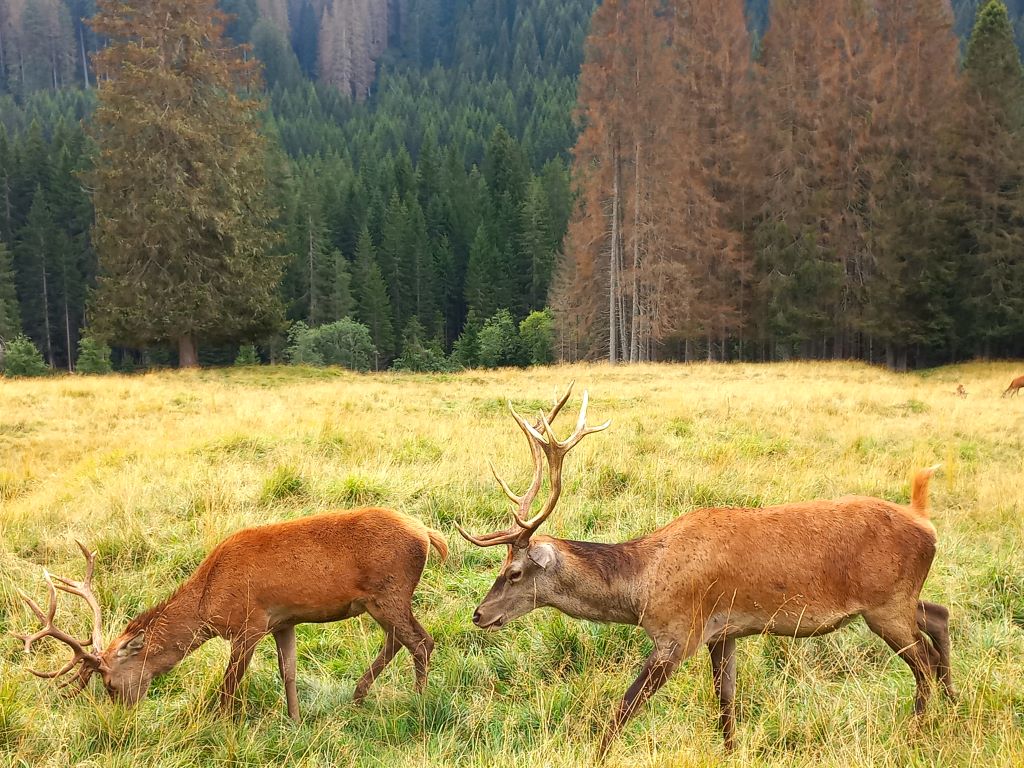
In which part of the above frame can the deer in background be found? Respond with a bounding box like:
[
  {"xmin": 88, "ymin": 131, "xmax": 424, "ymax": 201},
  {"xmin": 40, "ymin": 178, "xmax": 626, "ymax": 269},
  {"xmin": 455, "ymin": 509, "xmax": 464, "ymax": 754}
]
[
  {"xmin": 458, "ymin": 384, "xmax": 954, "ymax": 755},
  {"xmin": 14, "ymin": 508, "xmax": 448, "ymax": 721},
  {"xmin": 1002, "ymin": 375, "xmax": 1024, "ymax": 397}
]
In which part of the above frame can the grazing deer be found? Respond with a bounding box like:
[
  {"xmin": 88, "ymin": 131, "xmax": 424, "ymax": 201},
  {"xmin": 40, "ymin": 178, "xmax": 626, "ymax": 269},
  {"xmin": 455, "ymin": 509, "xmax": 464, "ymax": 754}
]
[
  {"xmin": 457, "ymin": 384, "xmax": 954, "ymax": 755},
  {"xmin": 1002, "ymin": 375, "xmax": 1024, "ymax": 397},
  {"xmin": 14, "ymin": 508, "xmax": 447, "ymax": 721}
]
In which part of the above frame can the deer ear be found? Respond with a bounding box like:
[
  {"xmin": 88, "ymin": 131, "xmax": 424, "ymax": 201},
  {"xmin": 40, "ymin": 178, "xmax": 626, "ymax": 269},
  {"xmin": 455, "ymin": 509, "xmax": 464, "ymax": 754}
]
[
  {"xmin": 528, "ymin": 543, "xmax": 557, "ymax": 570},
  {"xmin": 118, "ymin": 631, "xmax": 146, "ymax": 657}
]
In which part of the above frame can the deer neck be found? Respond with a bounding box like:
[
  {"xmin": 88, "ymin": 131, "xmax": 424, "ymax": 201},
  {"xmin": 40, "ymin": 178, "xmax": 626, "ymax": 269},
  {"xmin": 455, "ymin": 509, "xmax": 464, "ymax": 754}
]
[
  {"xmin": 133, "ymin": 584, "xmax": 213, "ymax": 676},
  {"xmin": 546, "ymin": 538, "xmax": 645, "ymax": 625}
]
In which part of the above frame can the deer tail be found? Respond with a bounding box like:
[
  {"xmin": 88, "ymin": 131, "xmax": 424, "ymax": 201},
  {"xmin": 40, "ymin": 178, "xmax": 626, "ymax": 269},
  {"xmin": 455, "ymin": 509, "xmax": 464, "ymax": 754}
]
[
  {"xmin": 911, "ymin": 464, "xmax": 941, "ymax": 518},
  {"xmin": 427, "ymin": 529, "xmax": 449, "ymax": 562}
]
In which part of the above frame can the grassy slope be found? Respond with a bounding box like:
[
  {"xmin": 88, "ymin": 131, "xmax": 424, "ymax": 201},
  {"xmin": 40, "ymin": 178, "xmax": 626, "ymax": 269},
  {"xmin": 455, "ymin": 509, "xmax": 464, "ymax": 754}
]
[{"xmin": 1, "ymin": 361, "xmax": 1022, "ymax": 767}]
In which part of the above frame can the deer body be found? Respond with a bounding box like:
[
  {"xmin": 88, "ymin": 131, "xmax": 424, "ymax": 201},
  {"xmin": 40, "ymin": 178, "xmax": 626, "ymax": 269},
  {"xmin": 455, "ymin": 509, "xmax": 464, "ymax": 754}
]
[
  {"xmin": 459, "ymin": 385, "xmax": 953, "ymax": 755},
  {"xmin": 1003, "ymin": 374, "xmax": 1024, "ymax": 396},
  {"xmin": 16, "ymin": 507, "xmax": 448, "ymax": 722}
]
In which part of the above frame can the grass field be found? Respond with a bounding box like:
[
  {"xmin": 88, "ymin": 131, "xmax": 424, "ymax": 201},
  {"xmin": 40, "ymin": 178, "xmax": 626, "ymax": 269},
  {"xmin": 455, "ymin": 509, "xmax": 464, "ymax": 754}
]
[{"xmin": 1, "ymin": 361, "xmax": 1023, "ymax": 768}]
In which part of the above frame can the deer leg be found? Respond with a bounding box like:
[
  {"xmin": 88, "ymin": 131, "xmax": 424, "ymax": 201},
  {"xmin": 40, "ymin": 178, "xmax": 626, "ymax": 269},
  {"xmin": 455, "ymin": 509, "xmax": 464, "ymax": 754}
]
[
  {"xmin": 917, "ymin": 601, "xmax": 956, "ymax": 701},
  {"xmin": 393, "ymin": 613, "xmax": 435, "ymax": 693},
  {"xmin": 864, "ymin": 607, "xmax": 933, "ymax": 715},
  {"xmin": 273, "ymin": 626, "xmax": 300, "ymax": 723},
  {"xmin": 220, "ymin": 635, "xmax": 261, "ymax": 714},
  {"xmin": 598, "ymin": 633, "xmax": 698, "ymax": 760},
  {"xmin": 352, "ymin": 624, "xmax": 401, "ymax": 704},
  {"xmin": 708, "ymin": 636, "xmax": 738, "ymax": 750}
]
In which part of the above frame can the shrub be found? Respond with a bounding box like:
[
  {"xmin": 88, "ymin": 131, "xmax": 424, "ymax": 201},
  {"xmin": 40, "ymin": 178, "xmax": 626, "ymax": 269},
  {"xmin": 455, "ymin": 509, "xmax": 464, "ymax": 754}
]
[
  {"xmin": 234, "ymin": 344, "xmax": 259, "ymax": 366},
  {"xmin": 518, "ymin": 308, "xmax": 555, "ymax": 366},
  {"xmin": 451, "ymin": 309, "xmax": 482, "ymax": 369},
  {"xmin": 477, "ymin": 309, "xmax": 519, "ymax": 368},
  {"xmin": 286, "ymin": 319, "xmax": 376, "ymax": 371},
  {"xmin": 392, "ymin": 318, "xmax": 453, "ymax": 372},
  {"xmin": 2, "ymin": 335, "xmax": 47, "ymax": 377},
  {"xmin": 76, "ymin": 335, "xmax": 113, "ymax": 375}
]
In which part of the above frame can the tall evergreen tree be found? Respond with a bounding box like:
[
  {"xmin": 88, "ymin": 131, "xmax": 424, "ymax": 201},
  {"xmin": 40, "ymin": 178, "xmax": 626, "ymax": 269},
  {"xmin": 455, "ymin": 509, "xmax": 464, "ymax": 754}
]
[
  {"xmin": 88, "ymin": 0, "xmax": 284, "ymax": 367},
  {"xmin": 959, "ymin": 0, "xmax": 1024, "ymax": 356},
  {"xmin": 0, "ymin": 241, "xmax": 21, "ymax": 343},
  {"xmin": 352, "ymin": 226, "xmax": 394, "ymax": 364}
]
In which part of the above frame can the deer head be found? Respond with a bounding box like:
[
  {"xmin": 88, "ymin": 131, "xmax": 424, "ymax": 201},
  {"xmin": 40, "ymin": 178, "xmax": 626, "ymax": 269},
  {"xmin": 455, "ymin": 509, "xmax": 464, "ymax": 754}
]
[
  {"xmin": 457, "ymin": 382, "xmax": 609, "ymax": 629},
  {"xmin": 13, "ymin": 542, "xmax": 154, "ymax": 704}
]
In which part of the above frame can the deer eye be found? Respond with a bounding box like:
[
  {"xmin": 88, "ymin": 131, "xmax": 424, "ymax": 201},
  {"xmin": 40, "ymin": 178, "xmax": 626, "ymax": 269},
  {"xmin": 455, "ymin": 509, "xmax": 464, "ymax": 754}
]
[{"xmin": 507, "ymin": 568, "xmax": 523, "ymax": 583}]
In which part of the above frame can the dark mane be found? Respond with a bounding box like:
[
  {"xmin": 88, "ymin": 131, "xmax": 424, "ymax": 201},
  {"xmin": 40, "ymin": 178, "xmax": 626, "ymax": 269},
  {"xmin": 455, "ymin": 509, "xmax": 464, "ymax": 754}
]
[{"xmin": 561, "ymin": 539, "xmax": 641, "ymax": 585}]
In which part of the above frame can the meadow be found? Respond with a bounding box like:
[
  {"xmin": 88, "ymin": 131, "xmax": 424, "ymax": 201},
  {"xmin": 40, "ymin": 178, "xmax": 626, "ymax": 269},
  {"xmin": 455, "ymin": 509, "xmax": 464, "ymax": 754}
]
[{"xmin": 0, "ymin": 361, "xmax": 1022, "ymax": 768}]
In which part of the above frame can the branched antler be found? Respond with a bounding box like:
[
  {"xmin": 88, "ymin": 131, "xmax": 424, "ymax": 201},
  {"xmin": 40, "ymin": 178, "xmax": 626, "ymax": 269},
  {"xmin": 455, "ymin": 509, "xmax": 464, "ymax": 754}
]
[
  {"xmin": 12, "ymin": 542, "xmax": 107, "ymax": 693},
  {"xmin": 457, "ymin": 382, "xmax": 610, "ymax": 549}
]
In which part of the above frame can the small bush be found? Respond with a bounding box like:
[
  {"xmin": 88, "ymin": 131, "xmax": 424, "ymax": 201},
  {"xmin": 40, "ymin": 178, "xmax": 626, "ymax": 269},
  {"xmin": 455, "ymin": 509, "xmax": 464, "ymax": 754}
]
[
  {"xmin": 286, "ymin": 319, "xmax": 375, "ymax": 371},
  {"xmin": 519, "ymin": 308, "xmax": 555, "ymax": 365},
  {"xmin": 76, "ymin": 335, "xmax": 113, "ymax": 374},
  {"xmin": 234, "ymin": 344, "xmax": 259, "ymax": 366},
  {"xmin": 393, "ymin": 318, "xmax": 453, "ymax": 372},
  {"xmin": 478, "ymin": 309, "xmax": 519, "ymax": 368},
  {"xmin": 1, "ymin": 335, "xmax": 47, "ymax": 377}
]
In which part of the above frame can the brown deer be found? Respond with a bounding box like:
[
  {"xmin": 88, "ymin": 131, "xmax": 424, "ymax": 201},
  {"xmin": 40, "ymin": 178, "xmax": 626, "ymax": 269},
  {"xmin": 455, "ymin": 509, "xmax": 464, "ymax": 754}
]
[
  {"xmin": 1002, "ymin": 375, "xmax": 1024, "ymax": 397},
  {"xmin": 14, "ymin": 508, "xmax": 447, "ymax": 721},
  {"xmin": 457, "ymin": 384, "xmax": 954, "ymax": 755}
]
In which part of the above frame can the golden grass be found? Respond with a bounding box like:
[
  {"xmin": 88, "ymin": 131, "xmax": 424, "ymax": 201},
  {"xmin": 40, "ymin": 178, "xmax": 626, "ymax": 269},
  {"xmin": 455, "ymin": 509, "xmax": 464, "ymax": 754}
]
[{"xmin": 1, "ymin": 361, "xmax": 1023, "ymax": 767}]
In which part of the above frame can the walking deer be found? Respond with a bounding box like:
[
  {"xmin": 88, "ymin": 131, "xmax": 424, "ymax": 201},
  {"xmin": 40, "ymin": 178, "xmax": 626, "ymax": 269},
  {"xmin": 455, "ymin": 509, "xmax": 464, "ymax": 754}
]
[
  {"xmin": 1002, "ymin": 375, "xmax": 1024, "ymax": 397},
  {"xmin": 457, "ymin": 384, "xmax": 954, "ymax": 755},
  {"xmin": 14, "ymin": 508, "xmax": 447, "ymax": 721}
]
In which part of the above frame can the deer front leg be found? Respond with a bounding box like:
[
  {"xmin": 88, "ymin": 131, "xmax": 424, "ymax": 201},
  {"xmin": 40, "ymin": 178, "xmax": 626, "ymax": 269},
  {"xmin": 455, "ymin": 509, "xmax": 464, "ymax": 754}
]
[
  {"xmin": 598, "ymin": 633, "xmax": 699, "ymax": 760},
  {"xmin": 220, "ymin": 635, "xmax": 261, "ymax": 714},
  {"xmin": 708, "ymin": 636, "xmax": 737, "ymax": 750},
  {"xmin": 273, "ymin": 626, "xmax": 300, "ymax": 723}
]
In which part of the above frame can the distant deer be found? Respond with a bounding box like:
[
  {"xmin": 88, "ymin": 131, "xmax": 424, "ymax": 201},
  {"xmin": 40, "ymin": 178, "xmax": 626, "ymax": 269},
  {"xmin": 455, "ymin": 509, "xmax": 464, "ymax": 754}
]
[
  {"xmin": 1002, "ymin": 375, "xmax": 1024, "ymax": 397},
  {"xmin": 457, "ymin": 384, "xmax": 954, "ymax": 755},
  {"xmin": 956, "ymin": 384, "xmax": 967, "ymax": 398},
  {"xmin": 14, "ymin": 508, "xmax": 447, "ymax": 721}
]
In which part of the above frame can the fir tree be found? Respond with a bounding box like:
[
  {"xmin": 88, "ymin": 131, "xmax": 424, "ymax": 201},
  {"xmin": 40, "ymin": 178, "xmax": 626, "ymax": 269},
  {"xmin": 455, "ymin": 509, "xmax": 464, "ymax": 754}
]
[{"xmin": 87, "ymin": 0, "xmax": 284, "ymax": 367}]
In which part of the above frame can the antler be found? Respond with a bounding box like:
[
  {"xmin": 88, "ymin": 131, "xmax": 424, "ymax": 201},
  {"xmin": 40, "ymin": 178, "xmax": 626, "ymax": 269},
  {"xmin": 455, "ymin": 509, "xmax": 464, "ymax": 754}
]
[
  {"xmin": 12, "ymin": 542, "xmax": 106, "ymax": 693},
  {"xmin": 457, "ymin": 382, "xmax": 610, "ymax": 549}
]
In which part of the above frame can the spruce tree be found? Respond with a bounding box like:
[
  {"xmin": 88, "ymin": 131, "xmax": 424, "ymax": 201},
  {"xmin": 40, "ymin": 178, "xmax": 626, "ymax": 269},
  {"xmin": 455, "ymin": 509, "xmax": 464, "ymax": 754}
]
[
  {"xmin": 0, "ymin": 241, "xmax": 21, "ymax": 343},
  {"xmin": 352, "ymin": 227, "xmax": 394, "ymax": 366},
  {"xmin": 87, "ymin": 0, "xmax": 284, "ymax": 367}
]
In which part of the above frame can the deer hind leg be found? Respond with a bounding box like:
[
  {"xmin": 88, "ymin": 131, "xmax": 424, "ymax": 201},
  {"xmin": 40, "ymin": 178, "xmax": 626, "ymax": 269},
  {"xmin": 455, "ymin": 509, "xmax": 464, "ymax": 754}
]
[
  {"xmin": 352, "ymin": 624, "xmax": 401, "ymax": 704},
  {"xmin": 392, "ymin": 611, "xmax": 435, "ymax": 694},
  {"xmin": 273, "ymin": 626, "xmax": 301, "ymax": 723},
  {"xmin": 598, "ymin": 631, "xmax": 701, "ymax": 760},
  {"xmin": 708, "ymin": 636, "xmax": 738, "ymax": 750},
  {"xmin": 221, "ymin": 634, "xmax": 262, "ymax": 714},
  {"xmin": 917, "ymin": 601, "xmax": 956, "ymax": 701},
  {"xmin": 864, "ymin": 604, "xmax": 934, "ymax": 715}
]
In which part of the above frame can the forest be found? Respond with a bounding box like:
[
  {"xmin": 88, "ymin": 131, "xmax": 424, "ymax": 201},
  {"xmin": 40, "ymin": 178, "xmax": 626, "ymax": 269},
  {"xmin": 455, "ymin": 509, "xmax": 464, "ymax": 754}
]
[{"xmin": 0, "ymin": 0, "xmax": 1023, "ymax": 370}]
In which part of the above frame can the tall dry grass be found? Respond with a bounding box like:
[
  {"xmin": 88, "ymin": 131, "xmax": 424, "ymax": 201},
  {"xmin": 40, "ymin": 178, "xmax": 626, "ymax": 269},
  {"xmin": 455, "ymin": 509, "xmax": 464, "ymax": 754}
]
[{"xmin": 1, "ymin": 361, "xmax": 1022, "ymax": 767}]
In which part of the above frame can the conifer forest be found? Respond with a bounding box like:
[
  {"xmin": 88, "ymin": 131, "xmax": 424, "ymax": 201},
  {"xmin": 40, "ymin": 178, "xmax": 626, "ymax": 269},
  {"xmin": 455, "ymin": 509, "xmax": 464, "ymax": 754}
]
[{"xmin": 1, "ymin": 0, "xmax": 1024, "ymax": 371}]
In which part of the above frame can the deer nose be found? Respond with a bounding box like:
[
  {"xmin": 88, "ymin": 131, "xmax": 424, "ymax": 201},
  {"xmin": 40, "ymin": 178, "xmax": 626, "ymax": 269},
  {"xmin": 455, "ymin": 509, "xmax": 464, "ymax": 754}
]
[{"xmin": 472, "ymin": 610, "xmax": 482, "ymax": 626}]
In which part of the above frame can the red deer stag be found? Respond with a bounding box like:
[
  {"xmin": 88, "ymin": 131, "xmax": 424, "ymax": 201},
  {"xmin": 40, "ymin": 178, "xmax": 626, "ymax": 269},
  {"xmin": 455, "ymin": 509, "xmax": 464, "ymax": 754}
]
[
  {"xmin": 1002, "ymin": 375, "xmax": 1024, "ymax": 397},
  {"xmin": 457, "ymin": 384, "xmax": 954, "ymax": 755},
  {"xmin": 14, "ymin": 508, "xmax": 447, "ymax": 721}
]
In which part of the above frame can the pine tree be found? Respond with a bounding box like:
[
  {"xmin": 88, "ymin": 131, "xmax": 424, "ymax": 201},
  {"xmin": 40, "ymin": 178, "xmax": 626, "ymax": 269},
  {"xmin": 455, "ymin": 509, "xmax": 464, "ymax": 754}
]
[
  {"xmin": 959, "ymin": 0, "xmax": 1024, "ymax": 356},
  {"xmin": 88, "ymin": 0, "xmax": 284, "ymax": 367},
  {"xmin": 352, "ymin": 227, "xmax": 394, "ymax": 365},
  {"xmin": 0, "ymin": 241, "xmax": 21, "ymax": 343}
]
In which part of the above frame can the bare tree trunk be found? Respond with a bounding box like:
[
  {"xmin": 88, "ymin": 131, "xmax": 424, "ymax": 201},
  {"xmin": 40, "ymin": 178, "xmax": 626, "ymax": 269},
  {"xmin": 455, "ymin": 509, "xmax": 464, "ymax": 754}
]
[
  {"xmin": 40, "ymin": 247, "xmax": 54, "ymax": 367},
  {"xmin": 308, "ymin": 215, "xmax": 316, "ymax": 322},
  {"xmin": 178, "ymin": 335, "xmax": 198, "ymax": 368},
  {"xmin": 63, "ymin": 293, "xmax": 72, "ymax": 372},
  {"xmin": 629, "ymin": 141, "xmax": 641, "ymax": 363},
  {"xmin": 79, "ymin": 24, "xmax": 91, "ymax": 89},
  {"xmin": 609, "ymin": 147, "xmax": 620, "ymax": 365}
]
